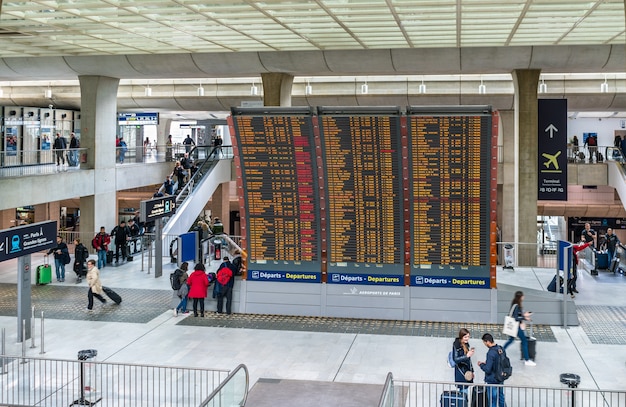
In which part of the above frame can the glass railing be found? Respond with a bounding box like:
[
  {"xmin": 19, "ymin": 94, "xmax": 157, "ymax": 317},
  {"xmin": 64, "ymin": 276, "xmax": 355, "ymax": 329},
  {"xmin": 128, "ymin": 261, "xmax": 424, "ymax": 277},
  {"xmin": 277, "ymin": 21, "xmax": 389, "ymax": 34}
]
[
  {"xmin": 198, "ymin": 364, "xmax": 248, "ymax": 407},
  {"xmin": 377, "ymin": 372, "xmax": 395, "ymax": 407}
]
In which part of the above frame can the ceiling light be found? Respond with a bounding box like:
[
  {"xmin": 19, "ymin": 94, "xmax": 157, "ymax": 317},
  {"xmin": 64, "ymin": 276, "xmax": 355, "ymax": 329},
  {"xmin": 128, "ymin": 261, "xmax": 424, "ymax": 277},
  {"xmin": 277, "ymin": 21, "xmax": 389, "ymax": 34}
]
[
  {"xmin": 418, "ymin": 79, "xmax": 426, "ymax": 94},
  {"xmin": 145, "ymin": 86, "xmax": 152, "ymax": 97},
  {"xmin": 600, "ymin": 76, "xmax": 609, "ymax": 93},
  {"xmin": 44, "ymin": 88, "xmax": 52, "ymax": 98},
  {"xmin": 539, "ymin": 78, "xmax": 547, "ymax": 94},
  {"xmin": 478, "ymin": 79, "xmax": 486, "ymax": 94},
  {"xmin": 361, "ymin": 82, "xmax": 368, "ymax": 94},
  {"xmin": 197, "ymin": 86, "xmax": 205, "ymax": 97},
  {"xmin": 250, "ymin": 81, "xmax": 258, "ymax": 96},
  {"xmin": 305, "ymin": 80, "xmax": 312, "ymax": 96}
]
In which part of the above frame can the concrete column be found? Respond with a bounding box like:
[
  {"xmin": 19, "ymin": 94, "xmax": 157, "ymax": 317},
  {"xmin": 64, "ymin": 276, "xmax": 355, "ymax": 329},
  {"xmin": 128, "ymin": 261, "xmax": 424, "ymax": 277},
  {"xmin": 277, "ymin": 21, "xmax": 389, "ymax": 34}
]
[
  {"xmin": 499, "ymin": 110, "xmax": 515, "ymax": 243},
  {"xmin": 34, "ymin": 203, "xmax": 50, "ymax": 223},
  {"xmin": 158, "ymin": 118, "xmax": 172, "ymax": 151},
  {"xmin": 261, "ymin": 73, "xmax": 294, "ymax": 106},
  {"xmin": 78, "ymin": 76, "xmax": 120, "ymax": 235},
  {"xmin": 512, "ymin": 69, "xmax": 540, "ymax": 266},
  {"xmin": 212, "ymin": 183, "xmax": 231, "ymax": 233}
]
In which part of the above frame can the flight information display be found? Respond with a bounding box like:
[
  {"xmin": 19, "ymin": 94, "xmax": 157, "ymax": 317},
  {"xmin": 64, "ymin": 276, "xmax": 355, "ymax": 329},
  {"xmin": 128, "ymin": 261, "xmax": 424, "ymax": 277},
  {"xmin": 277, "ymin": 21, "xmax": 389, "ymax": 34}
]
[
  {"xmin": 409, "ymin": 110, "xmax": 492, "ymax": 267},
  {"xmin": 319, "ymin": 110, "xmax": 402, "ymax": 265},
  {"xmin": 231, "ymin": 109, "xmax": 319, "ymax": 265}
]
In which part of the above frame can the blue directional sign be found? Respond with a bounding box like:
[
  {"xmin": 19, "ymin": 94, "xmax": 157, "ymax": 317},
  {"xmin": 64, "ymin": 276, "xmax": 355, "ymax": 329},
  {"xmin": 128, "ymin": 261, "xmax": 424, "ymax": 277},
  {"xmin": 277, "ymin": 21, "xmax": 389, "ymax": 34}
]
[{"xmin": 0, "ymin": 221, "xmax": 57, "ymax": 262}]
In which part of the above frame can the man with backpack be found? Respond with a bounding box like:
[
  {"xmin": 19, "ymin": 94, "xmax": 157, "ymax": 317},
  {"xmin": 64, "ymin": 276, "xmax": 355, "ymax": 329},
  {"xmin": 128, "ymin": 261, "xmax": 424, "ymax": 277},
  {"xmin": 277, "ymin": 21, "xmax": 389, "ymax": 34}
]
[
  {"xmin": 478, "ymin": 333, "xmax": 512, "ymax": 407},
  {"xmin": 216, "ymin": 257, "xmax": 236, "ymax": 314}
]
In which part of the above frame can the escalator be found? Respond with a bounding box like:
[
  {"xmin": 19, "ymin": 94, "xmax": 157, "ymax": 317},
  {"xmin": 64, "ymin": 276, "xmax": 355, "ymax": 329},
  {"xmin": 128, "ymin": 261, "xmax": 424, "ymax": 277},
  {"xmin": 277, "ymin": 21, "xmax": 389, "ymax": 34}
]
[{"xmin": 162, "ymin": 146, "xmax": 232, "ymax": 237}]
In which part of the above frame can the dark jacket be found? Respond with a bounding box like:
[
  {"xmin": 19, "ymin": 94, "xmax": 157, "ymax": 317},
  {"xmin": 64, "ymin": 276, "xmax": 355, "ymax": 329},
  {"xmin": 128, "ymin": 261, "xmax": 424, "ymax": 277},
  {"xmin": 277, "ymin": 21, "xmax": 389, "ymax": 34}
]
[
  {"xmin": 112, "ymin": 225, "xmax": 131, "ymax": 245},
  {"xmin": 508, "ymin": 303, "xmax": 525, "ymax": 323},
  {"xmin": 74, "ymin": 243, "xmax": 89, "ymax": 264},
  {"xmin": 48, "ymin": 242, "xmax": 69, "ymax": 261},
  {"xmin": 452, "ymin": 338, "xmax": 474, "ymax": 384},
  {"xmin": 605, "ymin": 234, "xmax": 620, "ymax": 252},
  {"xmin": 480, "ymin": 345, "xmax": 503, "ymax": 384}
]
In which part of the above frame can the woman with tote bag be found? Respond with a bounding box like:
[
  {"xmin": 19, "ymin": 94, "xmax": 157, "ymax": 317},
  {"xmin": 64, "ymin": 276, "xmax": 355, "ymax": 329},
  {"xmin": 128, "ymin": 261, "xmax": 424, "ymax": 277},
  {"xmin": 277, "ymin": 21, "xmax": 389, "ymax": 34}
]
[{"xmin": 502, "ymin": 291, "xmax": 536, "ymax": 366}]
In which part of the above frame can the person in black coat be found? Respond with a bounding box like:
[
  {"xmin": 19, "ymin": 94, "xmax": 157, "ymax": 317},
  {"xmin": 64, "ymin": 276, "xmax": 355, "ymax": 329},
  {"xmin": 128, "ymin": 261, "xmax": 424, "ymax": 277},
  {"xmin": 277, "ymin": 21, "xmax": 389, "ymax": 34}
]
[
  {"xmin": 111, "ymin": 221, "xmax": 131, "ymax": 263},
  {"xmin": 452, "ymin": 328, "xmax": 475, "ymax": 393},
  {"xmin": 73, "ymin": 238, "xmax": 89, "ymax": 283}
]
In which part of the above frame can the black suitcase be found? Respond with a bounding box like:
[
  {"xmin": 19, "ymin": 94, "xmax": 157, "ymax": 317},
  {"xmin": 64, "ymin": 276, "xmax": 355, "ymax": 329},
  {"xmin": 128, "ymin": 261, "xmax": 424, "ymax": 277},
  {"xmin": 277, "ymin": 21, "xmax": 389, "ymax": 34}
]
[
  {"xmin": 102, "ymin": 286, "xmax": 122, "ymax": 304},
  {"xmin": 471, "ymin": 386, "xmax": 489, "ymax": 407},
  {"xmin": 609, "ymin": 258, "xmax": 619, "ymax": 273},
  {"xmin": 127, "ymin": 255, "xmax": 133, "ymax": 262},
  {"xmin": 106, "ymin": 251, "xmax": 114, "ymax": 264},
  {"xmin": 441, "ymin": 390, "xmax": 467, "ymax": 407},
  {"xmin": 521, "ymin": 323, "xmax": 536, "ymax": 361}
]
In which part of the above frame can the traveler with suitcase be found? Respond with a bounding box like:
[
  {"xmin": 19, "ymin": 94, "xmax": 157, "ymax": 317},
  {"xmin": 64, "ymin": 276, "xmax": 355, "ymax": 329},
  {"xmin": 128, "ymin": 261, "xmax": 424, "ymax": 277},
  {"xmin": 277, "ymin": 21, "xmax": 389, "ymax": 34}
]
[
  {"xmin": 47, "ymin": 235, "xmax": 70, "ymax": 282},
  {"xmin": 571, "ymin": 237, "xmax": 592, "ymax": 296},
  {"xmin": 604, "ymin": 228, "xmax": 620, "ymax": 268},
  {"xmin": 502, "ymin": 291, "xmax": 536, "ymax": 367},
  {"xmin": 85, "ymin": 259, "xmax": 107, "ymax": 311},
  {"xmin": 73, "ymin": 238, "xmax": 89, "ymax": 283}
]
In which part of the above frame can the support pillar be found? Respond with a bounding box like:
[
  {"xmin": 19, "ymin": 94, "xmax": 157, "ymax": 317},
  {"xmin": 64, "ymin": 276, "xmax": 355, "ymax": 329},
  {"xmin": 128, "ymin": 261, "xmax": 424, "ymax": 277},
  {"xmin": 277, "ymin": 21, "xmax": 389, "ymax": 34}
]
[
  {"xmin": 513, "ymin": 69, "xmax": 540, "ymax": 266},
  {"xmin": 78, "ymin": 76, "xmax": 120, "ymax": 236},
  {"xmin": 261, "ymin": 73, "xmax": 294, "ymax": 106},
  {"xmin": 212, "ymin": 183, "xmax": 231, "ymax": 234},
  {"xmin": 499, "ymin": 110, "xmax": 515, "ymax": 243}
]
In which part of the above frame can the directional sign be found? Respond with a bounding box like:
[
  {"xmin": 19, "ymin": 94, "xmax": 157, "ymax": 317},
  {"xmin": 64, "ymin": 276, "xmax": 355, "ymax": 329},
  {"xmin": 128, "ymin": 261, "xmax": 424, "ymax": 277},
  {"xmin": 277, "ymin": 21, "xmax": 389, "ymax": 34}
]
[
  {"xmin": 0, "ymin": 221, "xmax": 57, "ymax": 262},
  {"xmin": 140, "ymin": 196, "xmax": 177, "ymax": 222},
  {"xmin": 538, "ymin": 99, "xmax": 568, "ymax": 201}
]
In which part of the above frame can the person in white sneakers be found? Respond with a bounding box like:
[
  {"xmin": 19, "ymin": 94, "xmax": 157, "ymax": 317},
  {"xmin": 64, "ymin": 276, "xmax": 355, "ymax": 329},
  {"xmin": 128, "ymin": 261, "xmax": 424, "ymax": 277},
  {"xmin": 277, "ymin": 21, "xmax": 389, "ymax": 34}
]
[{"xmin": 502, "ymin": 291, "xmax": 536, "ymax": 366}]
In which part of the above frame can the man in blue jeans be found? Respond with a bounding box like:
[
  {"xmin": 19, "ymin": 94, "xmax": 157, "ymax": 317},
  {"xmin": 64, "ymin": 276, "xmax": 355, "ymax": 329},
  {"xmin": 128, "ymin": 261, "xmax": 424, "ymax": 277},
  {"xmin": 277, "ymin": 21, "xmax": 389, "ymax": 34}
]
[{"xmin": 478, "ymin": 333, "xmax": 506, "ymax": 407}]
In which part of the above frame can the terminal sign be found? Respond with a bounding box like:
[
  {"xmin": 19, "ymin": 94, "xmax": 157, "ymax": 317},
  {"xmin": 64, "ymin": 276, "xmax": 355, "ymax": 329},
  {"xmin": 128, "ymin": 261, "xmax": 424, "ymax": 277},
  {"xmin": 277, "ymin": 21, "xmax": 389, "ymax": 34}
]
[
  {"xmin": 140, "ymin": 196, "xmax": 176, "ymax": 222},
  {"xmin": 0, "ymin": 221, "xmax": 57, "ymax": 262}
]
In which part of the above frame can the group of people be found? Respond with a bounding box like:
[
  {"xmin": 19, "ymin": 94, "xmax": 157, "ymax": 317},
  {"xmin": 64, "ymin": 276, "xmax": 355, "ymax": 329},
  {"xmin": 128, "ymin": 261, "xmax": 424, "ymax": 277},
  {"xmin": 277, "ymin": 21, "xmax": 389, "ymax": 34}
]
[
  {"xmin": 52, "ymin": 132, "xmax": 81, "ymax": 168},
  {"xmin": 450, "ymin": 291, "xmax": 534, "ymax": 407},
  {"xmin": 173, "ymin": 255, "xmax": 239, "ymax": 317}
]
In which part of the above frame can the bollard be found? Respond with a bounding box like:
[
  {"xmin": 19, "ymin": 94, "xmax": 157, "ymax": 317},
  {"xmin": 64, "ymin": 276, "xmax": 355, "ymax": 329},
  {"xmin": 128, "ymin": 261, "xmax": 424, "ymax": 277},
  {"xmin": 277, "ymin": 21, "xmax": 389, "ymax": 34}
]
[
  {"xmin": 30, "ymin": 307, "xmax": 36, "ymax": 349},
  {"xmin": 20, "ymin": 320, "xmax": 26, "ymax": 364},
  {"xmin": 39, "ymin": 311, "xmax": 45, "ymax": 355}
]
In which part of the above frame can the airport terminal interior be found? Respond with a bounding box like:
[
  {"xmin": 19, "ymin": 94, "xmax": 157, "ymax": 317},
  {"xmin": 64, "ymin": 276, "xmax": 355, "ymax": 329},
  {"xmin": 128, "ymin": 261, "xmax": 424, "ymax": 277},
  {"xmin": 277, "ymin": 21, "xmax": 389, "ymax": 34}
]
[{"xmin": 0, "ymin": 1, "xmax": 626, "ymax": 405}]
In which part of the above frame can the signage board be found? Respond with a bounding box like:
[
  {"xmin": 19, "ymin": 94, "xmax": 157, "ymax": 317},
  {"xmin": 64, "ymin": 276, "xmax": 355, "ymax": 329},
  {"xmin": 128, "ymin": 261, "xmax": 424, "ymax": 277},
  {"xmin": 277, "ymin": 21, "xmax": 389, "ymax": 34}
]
[
  {"xmin": 118, "ymin": 112, "xmax": 159, "ymax": 125},
  {"xmin": 140, "ymin": 196, "xmax": 176, "ymax": 222},
  {"xmin": 538, "ymin": 99, "xmax": 568, "ymax": 200},
  {"xmin": 0, "ymin": 221, "xmax": 57, "ymax": 262}
]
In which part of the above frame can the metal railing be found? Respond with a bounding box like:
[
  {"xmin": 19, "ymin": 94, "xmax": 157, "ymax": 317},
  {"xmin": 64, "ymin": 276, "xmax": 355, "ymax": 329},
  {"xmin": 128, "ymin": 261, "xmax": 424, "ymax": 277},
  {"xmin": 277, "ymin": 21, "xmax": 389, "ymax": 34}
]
[
  {"xmin": 391, "ymin": 379, "xmax": 625, "ymax": 407},
  {"xmin": 496, "ymin": 242, "xmax": 598, "ymax": 273},
  {"xmin": 378, "ymin": 372, "xmax": 395, "ymax": 407},
  {"xmin": 0, "ymin": 354, "xmax": 229, "ymax": 407},
  {"xmin": 198, "ymin": 364, "xmax": 249, "ymax": 407},
  {"xmin": 495, "ymin": 144, "xmax": 623, "ymax": 165}
]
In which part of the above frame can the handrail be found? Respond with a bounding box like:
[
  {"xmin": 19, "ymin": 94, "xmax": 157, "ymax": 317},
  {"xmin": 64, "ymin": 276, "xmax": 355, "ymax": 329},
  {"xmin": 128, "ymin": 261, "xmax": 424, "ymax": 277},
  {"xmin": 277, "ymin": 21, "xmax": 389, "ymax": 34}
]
[
  {"xmin": 377, "ymin": 372, "xmax": 394, "ymax": 407},
  {"xmin": 198, "ymin": 363, "xmax": 249, "ymax": 407}
]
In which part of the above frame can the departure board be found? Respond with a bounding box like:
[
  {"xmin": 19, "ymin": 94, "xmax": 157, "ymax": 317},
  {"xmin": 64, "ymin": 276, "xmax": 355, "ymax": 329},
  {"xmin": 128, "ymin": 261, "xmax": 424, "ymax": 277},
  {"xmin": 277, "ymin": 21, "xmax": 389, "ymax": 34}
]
[
  {"xmin": 320, "ymin": 112, "xmax": 402, "ymax": 264},
  {"xmin": 409, "ymin": 112, "xmax": 491, "ymax": 267},
  {"xmin": 231, "ymin": 111, "xmax": 319, "ymax": 264}
]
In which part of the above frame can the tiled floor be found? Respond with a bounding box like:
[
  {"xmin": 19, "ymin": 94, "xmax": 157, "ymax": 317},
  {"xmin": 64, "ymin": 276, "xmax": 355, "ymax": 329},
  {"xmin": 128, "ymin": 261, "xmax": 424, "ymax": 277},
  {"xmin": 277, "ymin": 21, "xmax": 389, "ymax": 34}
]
[{"xmin": 0, "ymin": 252, "xmax": 625, "ymax": 401}]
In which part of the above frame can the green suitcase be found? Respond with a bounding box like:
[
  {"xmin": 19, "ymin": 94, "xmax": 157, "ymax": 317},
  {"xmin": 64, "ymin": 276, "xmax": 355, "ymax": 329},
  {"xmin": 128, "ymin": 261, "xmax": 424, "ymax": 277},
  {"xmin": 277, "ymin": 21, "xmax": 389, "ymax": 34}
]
[{"xmin": 37, "ymin": 256, "xmax": 52, "ymax": 285}]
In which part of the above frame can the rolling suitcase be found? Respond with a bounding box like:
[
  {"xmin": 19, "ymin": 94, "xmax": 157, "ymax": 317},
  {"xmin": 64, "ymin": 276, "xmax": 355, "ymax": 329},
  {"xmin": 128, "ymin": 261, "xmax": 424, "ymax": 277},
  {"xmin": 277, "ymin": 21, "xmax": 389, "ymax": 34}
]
[
  {"xmin": 521, "ymin": 323, "xmax": 536, "ymax": 361},
  {"xmin": 441, "ymin": 390, "xmax": 467, "ymax": 407},
  {"xmin": 609, "ymin": 257, "xmax": 619, "ymax": 273},
  {"xmin": 471, "ymin": 386, "xmax": 489, "ymax": 407},
  {"xmin": 36, "ymin": 256, "xmax": 52, "ymax": 285},
  {"xmin": 102, "ymin": 286, "xmax": 122, "ymax": 304},
  {"xmin": 595, "ymin": 251, "xmax": 609, "ymax": 269},
  {"xmin": 106, "ymin": 251, "xmax": 114, "ymax": 264}
]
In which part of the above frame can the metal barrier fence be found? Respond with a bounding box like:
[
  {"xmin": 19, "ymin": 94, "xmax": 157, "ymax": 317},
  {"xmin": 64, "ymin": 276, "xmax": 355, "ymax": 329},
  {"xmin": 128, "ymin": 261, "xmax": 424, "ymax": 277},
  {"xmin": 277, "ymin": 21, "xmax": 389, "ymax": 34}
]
[
  {"xmin": 392, "ymin": 379, "xmax": 625, "ymax": 407},
  {"xmin": 0, "ymin": 354, "xmax": 229, "ymax": 407}
]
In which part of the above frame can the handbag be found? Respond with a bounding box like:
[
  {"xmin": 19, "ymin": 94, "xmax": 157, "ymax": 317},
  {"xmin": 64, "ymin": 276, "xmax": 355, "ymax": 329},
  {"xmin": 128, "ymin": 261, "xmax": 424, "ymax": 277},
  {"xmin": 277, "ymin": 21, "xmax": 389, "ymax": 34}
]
[{"xmin": 502, "ymin": 304, "xmax": 520, "ymax": 337}]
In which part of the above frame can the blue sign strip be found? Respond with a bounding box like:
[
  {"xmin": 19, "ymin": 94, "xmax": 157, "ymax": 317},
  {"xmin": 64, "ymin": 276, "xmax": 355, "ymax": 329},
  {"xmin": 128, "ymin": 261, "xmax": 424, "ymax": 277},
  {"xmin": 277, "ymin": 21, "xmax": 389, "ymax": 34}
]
[
  {"xmin": 248, "ymin": 270, "xmax": 321, "ymax": 283},
  {"xmin": 412, "ymin": 275, "xmax": 490, "ymax": 288},
  {"xmin": 329, "ymin": 273, "xmax": 403, "ymax": 286}
]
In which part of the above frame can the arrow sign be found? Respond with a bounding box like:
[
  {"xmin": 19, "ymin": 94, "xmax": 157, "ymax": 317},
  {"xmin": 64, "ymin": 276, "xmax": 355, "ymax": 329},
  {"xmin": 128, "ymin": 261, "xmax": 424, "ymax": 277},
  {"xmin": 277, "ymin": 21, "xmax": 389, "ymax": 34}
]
[{"xmin": 545, "ymin": 124, "xmax": 558, "ymax": 138}]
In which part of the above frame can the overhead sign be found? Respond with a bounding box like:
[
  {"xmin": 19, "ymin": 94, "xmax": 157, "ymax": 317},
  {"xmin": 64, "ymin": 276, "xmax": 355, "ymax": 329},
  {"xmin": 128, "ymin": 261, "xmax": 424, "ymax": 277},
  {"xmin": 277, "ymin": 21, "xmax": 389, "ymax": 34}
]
[
  {"xmin": 118, "ymin": 112, "xmax": 159, "ymax": 125},
  {"xmin": 538, "ymin": 99, "xmax": 568, "ymax": 201},
  {"xmin": 0, "ymin": 221, "xmax": 57, "ymax": 262},
  {"xmin": 140, "ymin": 196, "xmax": 176, "ymax": 222}
]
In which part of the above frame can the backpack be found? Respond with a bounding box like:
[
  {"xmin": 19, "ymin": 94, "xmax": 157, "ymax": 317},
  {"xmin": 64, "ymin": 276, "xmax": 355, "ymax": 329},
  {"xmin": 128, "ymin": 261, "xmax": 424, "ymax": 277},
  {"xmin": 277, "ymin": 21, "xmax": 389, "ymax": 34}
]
[
  {"xmin": 494, "ymin": 345, "xmax": 513, "ymax": 382},
  {"xmin": 232, "ymin": 256, "xmax": 243, "ymax": 275},
  {"xmin": 447, "ymin": 350, "xmax": 456, "ymax": 368},
  {"xmin": 216, "ymin": 266, "xmax": 232, "ymax": 286},
  {"xmin": 170, "ymin": 269, "xmax": 183, "ymax": 291}
]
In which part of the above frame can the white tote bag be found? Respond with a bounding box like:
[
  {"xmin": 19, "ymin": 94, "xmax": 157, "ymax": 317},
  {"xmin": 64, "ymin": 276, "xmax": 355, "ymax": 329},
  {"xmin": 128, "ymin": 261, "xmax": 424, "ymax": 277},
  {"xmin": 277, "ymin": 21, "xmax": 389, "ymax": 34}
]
[{"xmin": 502, "ymin": 304, "xmax": 520, "ymax": 337}]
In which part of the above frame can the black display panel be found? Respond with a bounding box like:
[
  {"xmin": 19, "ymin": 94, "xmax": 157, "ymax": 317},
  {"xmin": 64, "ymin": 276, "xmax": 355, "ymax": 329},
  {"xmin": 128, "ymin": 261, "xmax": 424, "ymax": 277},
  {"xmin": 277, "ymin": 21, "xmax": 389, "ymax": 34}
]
[
  {"xmin": 409, "ymin": 112, "xmax": 491, "ymax": 267},
  {"xmin": 319, "ymin": 111, "xmax": 403, "ymax": 265},
  {"xmin": 231, "ymin": 110, "xmax": 319, "ymax": 266}
]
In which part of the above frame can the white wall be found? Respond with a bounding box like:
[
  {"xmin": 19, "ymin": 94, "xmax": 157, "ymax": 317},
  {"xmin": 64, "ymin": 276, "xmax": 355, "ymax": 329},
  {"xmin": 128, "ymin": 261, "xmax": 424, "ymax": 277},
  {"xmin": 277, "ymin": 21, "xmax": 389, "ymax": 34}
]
[{"xmin": 568, "ymin": 116, "xmax": 625, "ymax": 147}]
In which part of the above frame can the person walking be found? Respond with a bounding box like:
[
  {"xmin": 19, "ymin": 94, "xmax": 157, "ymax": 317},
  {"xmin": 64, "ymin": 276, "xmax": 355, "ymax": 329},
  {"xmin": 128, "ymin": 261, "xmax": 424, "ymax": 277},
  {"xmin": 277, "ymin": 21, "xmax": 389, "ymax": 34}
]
[
  {"xmin": 571, "ymin": 237, "xmax": 592, "ymax": 296},
  {"xmin": 68, "ymin": 132, "xmax": 79, "ymax": 166},
  {"xmin": 452, "ymin": 328, "xmax": 475, "ymax": 393},
  {"xmin": 47, "ymin": 235, "xmax": 69, "ymax": 282},
  {"xmin": 502, "ymin": 291, "xmax": 536, "ymax": 366},
  {"xmin": 53, "ymin": 132, "xmax": 67, "ymax": 166},
  {"xmin": 604, "ymin": 228, "xmax": 620, "ymax": 263},
  {"xmin": 73, "ymin": 238, "xmax": 89, "ymax": 283},
  {"xmin": 85, "ymin": 259, "xmax": 107, "ymax": 311},
  {"xmin": 478, "ymin": 333, "xmax": 508, "ymax": 407},
  {"xmin": 187, "ymin": 263, "xmax": 209, "ymax": 317},
  {"xmin": 174, "ymin": 262, "xmax": 190, "ymax": 316},
  {"xmin": 111, "ymin": 220, "xmax": 131, "ymax": 264},
  {"xmin": 92, "ymin": 227, "xmax": 111, "ymax": 269}
]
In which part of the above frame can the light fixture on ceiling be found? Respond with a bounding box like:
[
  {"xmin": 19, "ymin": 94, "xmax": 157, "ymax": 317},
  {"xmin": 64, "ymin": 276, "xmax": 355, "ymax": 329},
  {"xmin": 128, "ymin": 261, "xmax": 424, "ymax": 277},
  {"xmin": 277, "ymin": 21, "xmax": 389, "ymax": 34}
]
[
  {"xmin": 478, "ymin": 78, "xmax": 486, "ymax": 94},
  {"xmin": 44, "ymin": 87, "xmax": 52, "ymax": 99},
  {"xmin": 418, "ymin": 78, "xmax": 426, "ymax": 94},
  {"xmin": 539, "ymin": 77, "xmax": 547, "ymax": 94},
  {"xmin": 250, "ymin": 81, "xmax": 258, "ymax": 96},
  {"xmin": 144, "ymin": 85, "xmax": 152, "ymax": 97},
  {"xmin": 197, "ymin": 83, "xmax": 205, "ymax": 97},
  {"xmin": 305, "ymin": 80, "xmax": 313, "ymax": 96},
  {"xmin": 361, "ymin": 81, "xmax": 368, "ymax": 95},
  {"xmin": 600, "ymin": 75, "xmax": 609, "ymax": 93}
]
